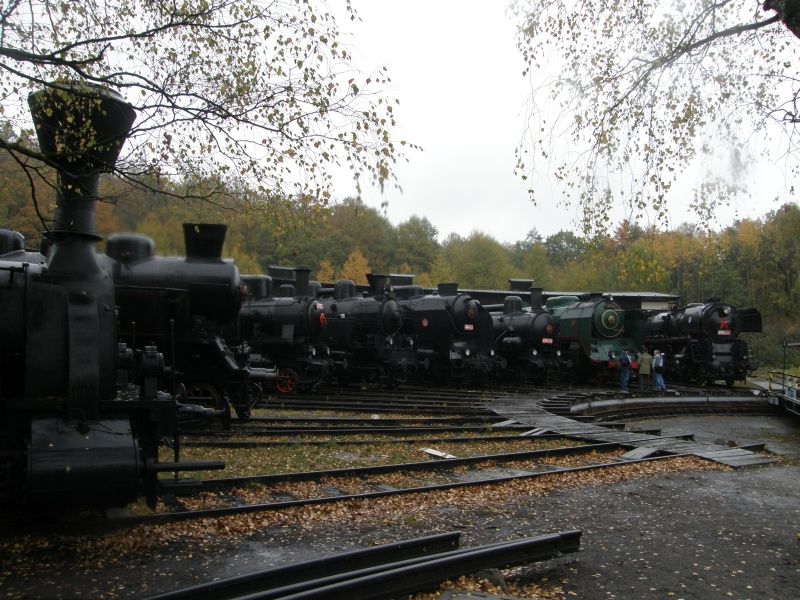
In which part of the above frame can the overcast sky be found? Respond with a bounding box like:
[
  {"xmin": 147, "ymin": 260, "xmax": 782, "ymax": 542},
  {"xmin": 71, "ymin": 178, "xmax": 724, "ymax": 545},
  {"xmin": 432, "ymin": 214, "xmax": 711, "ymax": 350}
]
[{"xmin": 336, "ymin": 1, "xmax": 791, "ymax": 244}]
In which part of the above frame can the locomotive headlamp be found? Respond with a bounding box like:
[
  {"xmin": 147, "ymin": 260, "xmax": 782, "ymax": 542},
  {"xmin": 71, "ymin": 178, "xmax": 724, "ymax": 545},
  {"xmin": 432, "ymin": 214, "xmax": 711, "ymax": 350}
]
[
  {"xmin": 532, "ymin": 349, "xmax": 538, "ymax": 356},
  {"xmin": 490, "ymin": 349, "xmax": 495, "ymax": 357},
  {"xmin": 310, "ymin": 347, "xmax": 317, "ymax": 357},
  {"xmin": 556, "ymin": 350, "xmax": 562, "ymax": 357},
  {"xmin": 465, "ymin": 348, "xmax": 471, "ymax": 357}
]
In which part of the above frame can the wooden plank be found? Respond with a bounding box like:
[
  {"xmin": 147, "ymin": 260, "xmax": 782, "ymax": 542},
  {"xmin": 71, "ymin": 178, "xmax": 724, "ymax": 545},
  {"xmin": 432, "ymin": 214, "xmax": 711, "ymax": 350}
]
[{"xmin": 621, "ymin": 447, "xmax": 661, "ymax": 460}]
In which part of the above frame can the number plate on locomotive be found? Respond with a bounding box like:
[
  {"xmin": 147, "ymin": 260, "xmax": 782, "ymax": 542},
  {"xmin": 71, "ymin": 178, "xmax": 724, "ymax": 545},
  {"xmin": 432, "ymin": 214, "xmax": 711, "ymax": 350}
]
[
  {"xmin": 464, "ymin": 324, "xmax": 474, "ymax": 331},
  {"xmin": 717, "ymin": 330, "xmax": 732, "ymax": 336},
  {"xmin": 542, "ymin": 338, "xmax": 554, "ymax": 344}
]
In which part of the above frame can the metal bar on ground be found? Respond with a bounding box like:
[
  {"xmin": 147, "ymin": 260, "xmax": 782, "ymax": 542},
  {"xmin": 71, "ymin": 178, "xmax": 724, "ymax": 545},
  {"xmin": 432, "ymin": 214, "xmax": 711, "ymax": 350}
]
[
  {"xmin": 264, "ymin": 531, "xmax": 581, "ymax": 600},
  {"xmin": 142, "ymin": 532, "xmax": 461, "ymax": 600}
]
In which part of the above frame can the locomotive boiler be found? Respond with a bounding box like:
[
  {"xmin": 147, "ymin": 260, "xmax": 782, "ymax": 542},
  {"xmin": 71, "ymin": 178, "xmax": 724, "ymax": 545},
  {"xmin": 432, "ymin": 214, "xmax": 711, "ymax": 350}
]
[
  {"xmin": 0, "ymin": 84, "xmax": 210, "ymax": 508},
  {"xmin": 645, "ymin": 301, "xmax": 762, "ymax": 385}
]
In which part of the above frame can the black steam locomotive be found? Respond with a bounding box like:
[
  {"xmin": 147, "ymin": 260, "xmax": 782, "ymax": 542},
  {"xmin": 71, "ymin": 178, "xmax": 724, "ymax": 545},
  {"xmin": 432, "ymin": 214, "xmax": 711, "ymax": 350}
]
[
  {"xmin": 235, "ymin": 267, "xmax": 332, "ymax": 394},
  {"xmin": 316, "ymin": 274, "xmax": 414, "ymax": 387},
  {"xmin": 645, "ymin": 301, "xmax": 762, "ymax": 385},
  {"xmin": 0, "ymin": 84, "xmax": 214, "ymax": 508},
  {"xmin": 490, "ymin": 290, "xmax": 562, "ymax": 382},
  {"xmin": 99, "ymin": 225, "xmax": 274, "ymax": 422},
  {"xmin": 394, "ymin": 283, "xmax": 502, "ymax": 383}
]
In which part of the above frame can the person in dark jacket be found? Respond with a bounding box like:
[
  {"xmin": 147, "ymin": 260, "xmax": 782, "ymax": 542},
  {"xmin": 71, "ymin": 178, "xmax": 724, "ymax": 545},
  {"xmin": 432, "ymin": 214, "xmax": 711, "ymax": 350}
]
[
  {"xmin": 653, "ymin": 349, "xmax": 667, "ymax": 391},
  {"xmin": 619, "ymin": 348, "xmax": 632, "ymax": 391}
]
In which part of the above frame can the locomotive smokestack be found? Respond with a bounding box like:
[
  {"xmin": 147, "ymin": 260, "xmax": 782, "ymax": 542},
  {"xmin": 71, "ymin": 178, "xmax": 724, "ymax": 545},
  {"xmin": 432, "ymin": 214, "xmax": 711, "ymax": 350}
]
[
  {"xmin": 437, "ymin": 282, "xmax": 459, "ymax": 296},
  {"xmin": 26, "ymin": 83, "xmax": 136, "ymax": 414},
  {"xmin": 530, "ymin": 287, "xmax": 543, "ymax": 311},
  {"xmin": 29, "ymin": 84, "xmax": 136, "ymax": 240},
  {"xmin": 294, "ymin": 267, "xmax": 311, "ymax": 297},
  {"xmin": 367, "ymin": 273, "xmax": 389, "ymax": 295},
  {"xmin": 183, "ymin": 223, "xmax": 226, "ymax": 261}
]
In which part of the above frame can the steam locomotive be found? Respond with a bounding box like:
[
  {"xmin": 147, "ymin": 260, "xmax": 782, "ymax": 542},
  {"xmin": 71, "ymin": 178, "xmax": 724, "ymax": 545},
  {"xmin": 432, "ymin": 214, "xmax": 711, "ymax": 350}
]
[
  {"xmin": 0, "ymin": 84, "xmax": 216, "ymax": 508},
  {"xmin": 545, "ymin": 294, "xmax": 646, "ymax": 383},
  {"xmin": 489, "ymin": 289, "xmax": 563, "ymax": 382},
  {"xmin": 394, "ymin": 283, "xmax": 502, "ymax": 382},
  {"xmin": 99, "ymin": 226, "xmax": 275, "ymax": 422},
  {"xmin": 233, "ymin": 273, "xmax": 763, "ymax": 391},
  {"xmin": 645, "ymin": 301, "xmax": 762, "ymax": 385},
  {"xmin": 235, "ymin": 268, "xmax": 332, "ymax": 394},
  {"xmin": 316, "ymin": 274, "xmax": 414, "ymax": 387}
]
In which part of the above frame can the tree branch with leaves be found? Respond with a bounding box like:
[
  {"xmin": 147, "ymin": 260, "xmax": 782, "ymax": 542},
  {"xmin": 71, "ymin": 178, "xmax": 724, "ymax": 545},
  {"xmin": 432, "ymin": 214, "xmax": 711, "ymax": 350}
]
[
  {"xmin": 512, "ymin": 0, "xmax": 800, "ymax": 234},
  {"xmin": 0, "ymin": 0, "xmax": 409, "ymax": 233}
]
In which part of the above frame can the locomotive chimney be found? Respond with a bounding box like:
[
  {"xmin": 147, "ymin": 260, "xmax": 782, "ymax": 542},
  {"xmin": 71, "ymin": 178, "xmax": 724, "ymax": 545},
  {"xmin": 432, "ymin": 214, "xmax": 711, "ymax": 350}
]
[
  {"xmin": 530, "ymin": 287, "xmax": 543, "ymax": 311},
  {"xmin": 183, "ymin": 223, "xmax": 226, "ymax": 261},
  {"xmin": 367, "ymin": 273, "xmax": 389, "ymax": 295},
  {"xmin": 294, "ymin": 267, "xmax": 311, "ymax": 297},
  {"xmin": 27, "ymin": 83, "xmax": 136, "ymax": 413},
  {"xmin": 29, "ymin": 84, "xmax": 135, "ymax": 242},
  {"xmin": 437, "ymin": 282, "xmax": 459, "ymax": 296}
]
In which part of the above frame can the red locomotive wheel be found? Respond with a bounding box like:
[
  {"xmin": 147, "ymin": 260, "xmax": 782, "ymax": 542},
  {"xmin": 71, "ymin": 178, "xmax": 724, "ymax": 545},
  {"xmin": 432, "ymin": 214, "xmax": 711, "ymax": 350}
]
[{"xmin": 276, "ymin": 368, "xmax": 299, "ymax": 395}]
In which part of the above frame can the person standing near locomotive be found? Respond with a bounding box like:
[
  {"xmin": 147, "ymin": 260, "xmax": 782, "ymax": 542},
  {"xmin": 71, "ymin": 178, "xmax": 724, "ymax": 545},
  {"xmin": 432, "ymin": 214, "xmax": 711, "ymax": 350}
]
[
  {"xmin": 619, "ymin": 348, "xmax": 632, "ymax": 391},
  {"xmin": 653, "ymin": 349, "xmax": 667, "ymax": 391},
  {"xmin": 637, "ymin": 347, "xmax": 653, "ymax": 391}
]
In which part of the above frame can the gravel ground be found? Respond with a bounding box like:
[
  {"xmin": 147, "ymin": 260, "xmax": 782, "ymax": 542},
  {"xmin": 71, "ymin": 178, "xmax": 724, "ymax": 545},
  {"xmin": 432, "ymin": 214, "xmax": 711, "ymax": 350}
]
[{"xmin": 1, "ymin": 414, "xmax": 798, "ymax": 599}]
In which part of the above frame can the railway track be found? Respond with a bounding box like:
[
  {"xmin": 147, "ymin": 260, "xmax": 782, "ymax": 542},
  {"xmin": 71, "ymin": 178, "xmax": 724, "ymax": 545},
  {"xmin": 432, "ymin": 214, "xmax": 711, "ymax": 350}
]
[
  {"xmin": 103, "ymin": 382, "xmax": 767, "ymax": 534},
  {"xmin": 123, "ymin": 437, "xmax": 698, "ymax": 527}
]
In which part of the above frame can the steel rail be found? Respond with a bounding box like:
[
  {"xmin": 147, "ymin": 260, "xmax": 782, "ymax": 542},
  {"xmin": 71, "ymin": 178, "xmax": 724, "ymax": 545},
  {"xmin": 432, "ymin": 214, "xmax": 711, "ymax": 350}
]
[
  {"xmin": 268, "ymin": 390, "xmax": 494, "ymax": 403},
  {"xmin": 167, "ymin": 433, "xmax": 694, "ymax": 491},
  {"xmin": 260, "ymin": 402, "xmax": 494, "ymax": 415},
  {"xmin": 113, "ymin": 452, "xmax": 691, "ymax": 527},
  {"xmin": 143, "ymin": 531, "xmax": 462, "ymax": 600},
  {"xmin": 261, "ymin": 400, "xmax": 495, "ymax": 414},
  {"xmin": 242, "ymin": 415, "xmax": 501, "ymax": 425},
  {"xmin": 254, "ymin": 531, "xmax": 582, "ymax": 600},
  {"xmin": 289, "ymin": 387, "xmax": 499, "ymax": 401},
  {"xmin": 182, "ymin": 424, "xmax": 535, "ymax": 437},
  {"xmin": 162, "ymin": 440, "xmax": 628, "ymax": 492},
  {"xmin": 157, "ymin": 532, "xmax": 580, "ymax": 600},
  {"xmin": 183, "ymin": 433, "xmax": 567, "ymax": 448}
]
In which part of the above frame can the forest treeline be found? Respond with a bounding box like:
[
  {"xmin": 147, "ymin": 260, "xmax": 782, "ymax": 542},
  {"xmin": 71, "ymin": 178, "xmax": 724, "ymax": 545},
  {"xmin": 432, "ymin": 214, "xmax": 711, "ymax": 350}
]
[{"xmin": 2, "ymin": 139, "xmax": 799, "ymax": 368}]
